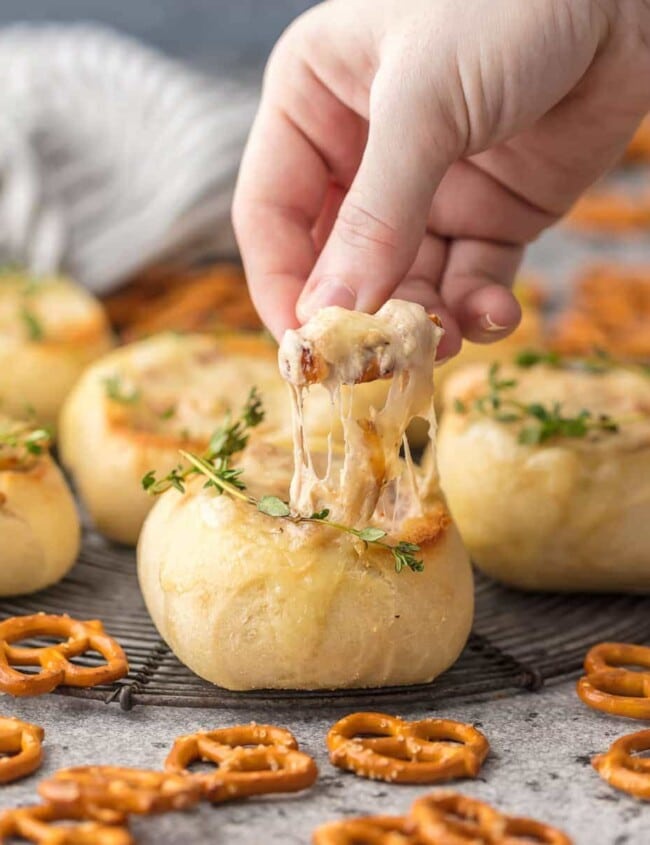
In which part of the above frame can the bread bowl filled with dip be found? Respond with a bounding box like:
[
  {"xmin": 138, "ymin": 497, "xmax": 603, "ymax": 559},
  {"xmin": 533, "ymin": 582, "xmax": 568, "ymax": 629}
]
[
  {"xmin": 0, "ymin": 269, "xmax": 113, "ymax": 428},
  {"xmin": 137, "ymin": 302, "xmax": 473, "ymax": 690},
  {"xmin": 0, "ymin": 417, "xmax": 80, "ymax": 596},
  {"xmin": 437, "ymin": 353, "xmax": 650, "ymax": 592},
  {"xmin": 60, "ymin": 330, "xmax": 388, "ymax": 545}
]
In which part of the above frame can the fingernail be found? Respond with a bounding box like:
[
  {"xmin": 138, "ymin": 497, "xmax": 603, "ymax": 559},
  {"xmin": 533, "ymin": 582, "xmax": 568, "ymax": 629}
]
[
  {"xmin": 297, "ymin": 278, "xmax": 357, "ymax": 322},
  {"xmin": 481, "ymin": 313, "xmax": 509, "ymax": 333}
]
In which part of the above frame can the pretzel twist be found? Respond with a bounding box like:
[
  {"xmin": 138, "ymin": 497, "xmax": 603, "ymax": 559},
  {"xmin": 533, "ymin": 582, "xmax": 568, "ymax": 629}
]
[
  {"xmin": 410, "ymin": 792, "xmax": 505, "ymax": 843},
  {"xmin": 327, "ymin": 713, "xmax": 489, "ymax": 784},
  {"xmin": 0, "ymin": 804, "xmax": 133, "ymax": 845},
  {"xmin": 0, "ymin": 718, "xmax": 44, "ymax": 784},
  {"xmin": 577, "ymin": 642, "xmax": 650, "ymax": 720},
  {"xmin": 38, "ymin": 766, "xmax": 202, "ymax": 823},
  {"xmin": 312, "ymin": 815, "xmax": 421, "ymax": 844},
  {"xmin": 314, "ymin": 793, "xmax": 572, "ymax": 845},
  {"xmin": 0, "ymin": 614, "xmax": 128, "ymax": 697},
  {"xmin": 592, "ymin": 729, "xmax": 650, "ymax": 800},
  {"xmin": 165, "ymin": 723, "xmax": 318, "ymax": 802}
]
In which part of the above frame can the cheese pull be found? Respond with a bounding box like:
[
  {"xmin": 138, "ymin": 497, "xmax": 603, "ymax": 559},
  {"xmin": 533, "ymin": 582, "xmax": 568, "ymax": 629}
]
[
  {"xmin": 279, "ymin": 300, "xmax": 444, "ymax": 528},
  {"xmin": 279, "ymin": 302, "xmax": 442, "ymax": 388}
]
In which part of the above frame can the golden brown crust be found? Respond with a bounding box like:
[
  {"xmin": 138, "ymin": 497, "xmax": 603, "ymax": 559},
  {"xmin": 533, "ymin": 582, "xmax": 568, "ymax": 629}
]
[
  {"xmin": 0, "ymin": 804, "xmax": 133, "ymax": 845},
  {"xmin": 327, "ymin": 712, "xmax": 489, "ymax": 784},
  {"xmin": 39, "ymin": 766, "xmax": 202, "ymax": 822},
  {"xmin": 0, "ymin": 718, "xmax": 44, "ymax": 784},
  {"xmin": 165, "ymin": 724, "xmax": 317, "ymax": 803},
  {"xmin": 593, "ymin": 729, "xmax": 650, "ymax": 800},
  {"xmin": 577, "ymin": 642, "xmax": 650, "ymax": 719},
  {"xmin": 400, "ymin": 506, "xmax": 451, "ymax": 547},
  {"xmin": 0, "ymin": 614, "xmax": 128, "ymax": 697}
]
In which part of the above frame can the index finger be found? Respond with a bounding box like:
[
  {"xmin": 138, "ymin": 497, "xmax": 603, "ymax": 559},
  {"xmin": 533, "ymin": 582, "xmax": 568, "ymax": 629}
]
[{"xmin": 232, "ymin": 100, "xmax": 328, "ymax": 340}]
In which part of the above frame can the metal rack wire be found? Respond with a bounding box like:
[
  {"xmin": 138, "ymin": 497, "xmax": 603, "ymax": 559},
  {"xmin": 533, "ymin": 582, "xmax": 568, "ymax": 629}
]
[{"xmin": 2, "ymin": 528, "xmax": 649, "ymax": 711}]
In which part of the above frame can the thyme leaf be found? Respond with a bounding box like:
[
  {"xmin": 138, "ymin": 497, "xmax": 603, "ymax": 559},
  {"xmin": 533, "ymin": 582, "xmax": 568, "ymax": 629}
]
[
  {"xmin": 454, "ymin": 362, "xmax": 629, "ymax": 444},
  {"xmin": 142, "ymin": 387, "xmax": 423, "ymax": 573},
  {"xmin": 20, "ymin": 307, "xmax": 44, "ymax": 341},
  {"xmin": 515, "ymin": 347, "xmax": 649, "ymax": 378},
  {"xmin": 103, "ymin": 375, "xmax": 141, "ymax": 405},
  {"xmin": 0, "ymin": 424, "xmax": 52, "ymax": 460},
  {"xmin": 142, "ymin": 387, "xmax": 264, "ymax": 496}
]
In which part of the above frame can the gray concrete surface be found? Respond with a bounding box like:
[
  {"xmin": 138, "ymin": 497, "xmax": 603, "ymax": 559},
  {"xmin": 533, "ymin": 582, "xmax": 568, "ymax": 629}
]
[
  {"xmin": 1, "ymin": 6, "xmax": 649, "ymax": 845},
  {"xmin": 0, "ymin": 680, "xmax": 646, "ymax": 844}
]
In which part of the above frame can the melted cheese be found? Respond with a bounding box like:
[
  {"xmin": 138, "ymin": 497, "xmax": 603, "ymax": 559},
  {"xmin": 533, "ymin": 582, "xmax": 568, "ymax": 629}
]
[{"xmin": 278, "ymin": 300, "xmax": 443, "ymax": 528}]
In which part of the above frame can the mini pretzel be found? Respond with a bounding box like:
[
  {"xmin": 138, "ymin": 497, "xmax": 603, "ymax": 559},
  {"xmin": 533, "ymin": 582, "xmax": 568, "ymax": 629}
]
[
  {"xmin": 0, "ymin": 717, "xmax": 44, "ymax": 784},
  {"xmin": 0, "ymin": 614, "xmax": 128, "ymax": 697},
  {"xmin": 410, "ymin": 792, "xmax": 504, "ymax": 843},
  {"xmin": 38, "ymin": 766, "xmax": 202, "ymax": 823},
  {"xmin": 577, "ymin": 642, "xmax": 650, "ymax": 720},
  {"xmin": 327, "ymin": 713, "xmax": 489, "ymax": 784},
  {"xmin": 312, "ymin": 815, "xmax": 420, "ymax": 844},
  {"xmin": 592, "ymin": 729, "xmax": 650, "ymax": 800},
  {"xmin": 165, "ymin": 723, "xmax": 318, "ymax": 802},
  {"xmin": 499, "ymin": 816, "xmax": 573, "ymax": 845},
  {"xmin": 410, "ymin": 792, "xmax": 572, "ymax": 845},
  {"xmin": 0, "ymin": 804, "xmax": 133, "ymax": 845}
]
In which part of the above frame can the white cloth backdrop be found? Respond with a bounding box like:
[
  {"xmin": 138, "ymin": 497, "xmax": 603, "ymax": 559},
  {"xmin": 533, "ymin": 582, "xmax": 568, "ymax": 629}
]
[{"xmin": 0, "ymin": 24, "xmax": 258, "ymax": 292}]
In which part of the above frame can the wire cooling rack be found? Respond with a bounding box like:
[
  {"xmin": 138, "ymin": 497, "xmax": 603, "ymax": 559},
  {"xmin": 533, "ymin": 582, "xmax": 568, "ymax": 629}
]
[{"xmin": 2, "ymin": 528, "xmax": 649, "ymax": 711}]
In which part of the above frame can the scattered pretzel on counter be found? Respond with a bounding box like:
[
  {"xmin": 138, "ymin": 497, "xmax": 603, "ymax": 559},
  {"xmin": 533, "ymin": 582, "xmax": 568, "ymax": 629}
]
[
  {"xmin": 410, "ymin": 792, "xmax": 503, "ymax": 843},
  {"xmin": 576, "ymin": 642, "xmax": 650, "ymax": 720},
  {"xmin": 592, "ymin": 729, "xmax": 650, "ymax": 801},
  {"xmin": 313, "ymin": 791, "xmax": 573, "ymax": 845},
  {"xmin": 38, "ymin": 766, "xmax": 202, "ymax": 823},
  {"xmin": 165, "ymin": 723, "xmax": 318, "ymax": 803},
  {"xmin": 0, "ymin": 614, "xmax": 128, "ymax": 697},
  {"xmin": 326, "ymin": 712, "xmax": 489, "ymax": 784},
  {"xmin": 0, "ymin": 803, "xmax": 133, "ymax": 845},
  {"xmin": 0, "ymin": 718, "xmax": 44, "ymax": 784}
]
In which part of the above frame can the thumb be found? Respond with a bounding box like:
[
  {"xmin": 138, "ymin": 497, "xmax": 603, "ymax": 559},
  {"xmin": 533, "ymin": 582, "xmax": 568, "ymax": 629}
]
[{"xmin": 296, "ymin": 63, "xmax": 460, "ymax": 320}]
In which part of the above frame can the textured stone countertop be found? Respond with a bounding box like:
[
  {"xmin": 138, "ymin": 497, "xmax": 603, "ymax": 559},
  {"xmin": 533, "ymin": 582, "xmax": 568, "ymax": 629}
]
[{"xmin": 0, "ymin": 680, "xmax": 645, "ymax": 844}]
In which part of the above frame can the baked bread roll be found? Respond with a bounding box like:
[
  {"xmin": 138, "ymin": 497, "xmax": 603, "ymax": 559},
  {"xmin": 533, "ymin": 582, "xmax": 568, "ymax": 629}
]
[
  {"xmin": 0, "ymin": 270, "xmax": 113, "ymax": 427},
  {"xmin": 0, "ymin": 419, "xmax": 80, "ymax": 596},
  {"xmin": 60, "ymin": 331, "xmax": 387, "ymax": 545},
  {"xmin": 138, "ymin": 301, "xmax": 473, "ymax": 691},
  {"xmin": 438, "ymin": 358, "xmax": 650, "ymax": 592}
]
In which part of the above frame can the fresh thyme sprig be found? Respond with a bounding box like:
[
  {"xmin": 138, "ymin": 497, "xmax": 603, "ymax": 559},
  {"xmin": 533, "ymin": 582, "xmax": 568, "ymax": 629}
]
[
  {"xmin": 103, "ymin": 375, "xmax": 142, "ymax": 405},
  {"xmin": 141, "ymin": 387, "xmax": 423, "ymax": 574},
  {"xmin": 515, "ymin": 348, "xmax": 650, "ymax": 378},
  {"xmin": 454, "ymin": 362, "xmax": 625, "ymax": 445},
  {"xmin": 0, "ymin": 424, "xmax": 52, "ymax": 460},
  {"xmin": 255, "ymin": 496, "xmax": 424, "ymax": 573},
  {"xmin": 141, "ymin": 387, "xmax": 264, "ymax": 495},
  {"xmin": 20, "ymin": 306, "xmax": 44, "ymax": 341}
]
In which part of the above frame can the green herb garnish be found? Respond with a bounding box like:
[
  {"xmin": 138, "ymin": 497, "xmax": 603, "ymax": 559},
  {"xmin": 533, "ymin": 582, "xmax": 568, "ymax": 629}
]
[
  {"xmin": 455, "ymin": 362, "xmax": 627, "ymax": 444},
  {"xmin": 515, "ymin": 348, "xmax": 649, "ymax": 378},
  {"xmin": 103, "ymin": 375, "xmax": 142, "ymax": 405},
  {"xmin": 142, "ymin": 388, "xmax": 423, "ymax": 574},
  {"xmin": 0, "ymin": 424, "xmax": 51, "ymax": 460},
  {"xmin": 20, "ymin": 307, "xmax": 44, "ymax": 341}
]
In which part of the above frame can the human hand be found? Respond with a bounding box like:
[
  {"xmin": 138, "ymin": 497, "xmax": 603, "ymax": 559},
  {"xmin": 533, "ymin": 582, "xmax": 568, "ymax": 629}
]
[{"xmin": 233, "ymin": 0, "xmax": 650, "ymax": 357}]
